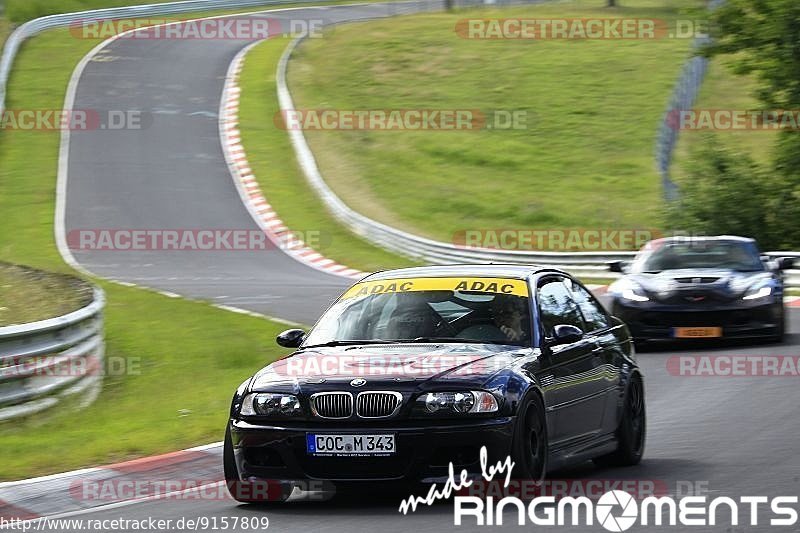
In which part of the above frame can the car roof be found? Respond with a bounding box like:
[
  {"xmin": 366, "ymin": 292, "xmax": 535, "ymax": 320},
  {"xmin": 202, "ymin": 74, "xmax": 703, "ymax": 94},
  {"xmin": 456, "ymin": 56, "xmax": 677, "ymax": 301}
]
[
  {"xmin": 361, "ymin": 264, "xmax": 567, "ymax": 281},
  {"xmin": 649, "ymin": 235, "xmax": 755, "ymax": 246}
]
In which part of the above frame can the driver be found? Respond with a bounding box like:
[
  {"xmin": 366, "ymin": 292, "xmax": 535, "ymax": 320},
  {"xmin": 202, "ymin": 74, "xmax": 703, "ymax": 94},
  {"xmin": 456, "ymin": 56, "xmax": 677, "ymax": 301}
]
[
  {"xmin": 385, "ymin": 291, "xmax": 442, "ymax": 339},
  {"xmin": 491, "ymin": 295, "xmax": 529, "ymax": 342}
]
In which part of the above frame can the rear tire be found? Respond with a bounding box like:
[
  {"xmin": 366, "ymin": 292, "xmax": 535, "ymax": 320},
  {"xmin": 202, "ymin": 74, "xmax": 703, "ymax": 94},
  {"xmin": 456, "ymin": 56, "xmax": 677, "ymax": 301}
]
[
  {"xmin": 511, "ymin": 394, "xmax": 548, "ymax": 482},
  {"xmin": 224, "ymin": 425, "xmax": 292, "ymax": 504},
  {"xmin": 593, "ymin": 375, "xmax": 645, "ymax": 467}
]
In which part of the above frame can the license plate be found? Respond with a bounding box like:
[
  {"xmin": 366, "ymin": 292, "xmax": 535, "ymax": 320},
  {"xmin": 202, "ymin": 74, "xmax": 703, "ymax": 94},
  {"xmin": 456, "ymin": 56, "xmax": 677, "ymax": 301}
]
[
  {"xmin": 673, "ymin": 326, "xmax": 722, "ymax": 338},
  {"xmin": 306, "ymin": 434, "xmax": 396, "ymax": 456}
]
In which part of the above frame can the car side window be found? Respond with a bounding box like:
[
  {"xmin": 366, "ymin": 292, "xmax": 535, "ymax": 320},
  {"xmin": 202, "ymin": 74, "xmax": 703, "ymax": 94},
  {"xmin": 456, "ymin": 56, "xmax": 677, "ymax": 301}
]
[
  {"xmin": 567, "ymin": 279, "xmax": 610, "ymax": 332},
  {"xmin": 537, "ymin": 278, "xmax": 584, "ymax": 337}
]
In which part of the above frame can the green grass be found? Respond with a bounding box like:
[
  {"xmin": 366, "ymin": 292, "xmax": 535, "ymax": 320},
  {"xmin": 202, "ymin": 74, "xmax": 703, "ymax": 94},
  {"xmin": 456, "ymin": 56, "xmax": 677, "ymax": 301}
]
[
  {"xmin": 5, "ymin": 0, "xmax": 184, "ymax": 23},
  {"xmin": 3, "ymin": 0, "xmax": 395, "ymax": 24},
  {"xmin": 286, "ymin": 0, "xmax": 702, "ymax": 248},
  {"xmin": 238, "ymin": 38, "xmax": 418, "ymax": 272},
  {"xmin": 1, "ymin": 17, "xmax": 10, "ymax": 46},
  {"xmin": 0, "ymin": 21, "xmax": 303, "ymax": 480},
  {"xmin": 0, "ymin": 263, "xmax": 92, "ymax": 326}
]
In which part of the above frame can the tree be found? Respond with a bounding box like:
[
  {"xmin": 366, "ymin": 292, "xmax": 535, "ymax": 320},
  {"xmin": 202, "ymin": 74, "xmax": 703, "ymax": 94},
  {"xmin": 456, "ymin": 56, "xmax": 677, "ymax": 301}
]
[
  {"xmin": 681, "ymin": 0, "xmax": 800, "ymax": 249},
  {"xmin": 666, "ymin": 137, "xmax": 780, "ymax": 248},
  {"xmin": 706, "ymin": 0, "xmax": 800, "ymax": 110}
]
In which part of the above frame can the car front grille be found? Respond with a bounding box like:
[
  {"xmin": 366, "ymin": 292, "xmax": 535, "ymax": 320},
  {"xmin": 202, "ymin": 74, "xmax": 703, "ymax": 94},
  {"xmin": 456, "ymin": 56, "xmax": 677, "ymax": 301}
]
[
  {"xmin": 310, "ymin": 392, "xmax": 353, "ymax": 419},
  {"xmin": 674, "ymin": 277, "xmax": 720, "ymax": 284},
  {"xmin": 640, "ymin": 310, "xmax": 763, "ymax": 327},
  {"xmin": 356, "ymin": 392, "xmax": 402, "ymax": 418}
]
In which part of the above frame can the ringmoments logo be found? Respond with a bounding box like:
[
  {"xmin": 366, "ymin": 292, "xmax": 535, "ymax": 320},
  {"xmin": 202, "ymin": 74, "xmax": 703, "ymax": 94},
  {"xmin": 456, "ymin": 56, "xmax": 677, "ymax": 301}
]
[
  {"xmin": 452, "ymin": 490, "xmax": 800, "ymax": 529},
  {"xmin": 398, "ymin": 447, "xmax": 800, "ymax": 530},
  {"xmin": 596, "ymin": 490, "xmax": 638, "ymax": 532}
]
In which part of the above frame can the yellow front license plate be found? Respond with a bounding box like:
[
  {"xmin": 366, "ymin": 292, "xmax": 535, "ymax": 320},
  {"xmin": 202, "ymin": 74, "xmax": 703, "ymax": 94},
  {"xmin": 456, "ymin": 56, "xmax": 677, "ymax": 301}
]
[{"xmin": 673, "ymin": 327, "xmax": 722, "ymax": 338}]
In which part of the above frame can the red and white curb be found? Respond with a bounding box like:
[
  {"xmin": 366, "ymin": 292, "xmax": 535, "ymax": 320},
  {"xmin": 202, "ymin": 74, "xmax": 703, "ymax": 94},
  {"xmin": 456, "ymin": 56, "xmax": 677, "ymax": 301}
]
[
  {"xmin": 219, "ymin": 43, "xmax": 365, "ymax": 280},
  {"xmin": 0, "ymin": 444, "xmax": 224, "ymax": 521},
  {"xmin": 787, "ymin": 296, "xmax": 800, "ymax": 307}
]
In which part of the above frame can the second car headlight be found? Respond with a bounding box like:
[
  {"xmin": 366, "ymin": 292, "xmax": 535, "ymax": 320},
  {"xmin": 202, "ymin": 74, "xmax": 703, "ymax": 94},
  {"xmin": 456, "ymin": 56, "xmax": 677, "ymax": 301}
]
[
  {"xmin": 610, "ymin": 278, "xmax": 650, "ymax": 302},
  {"xmin": 239, "ymin": 393, "xmax": 302, "ymax": 417},
  {"xmin": 742, "ymin": 283, "xmax": 773, "ymax": 301},
  {"xmin": 417, "ymin": 391, "xmax": 498, "ymax": 415}
]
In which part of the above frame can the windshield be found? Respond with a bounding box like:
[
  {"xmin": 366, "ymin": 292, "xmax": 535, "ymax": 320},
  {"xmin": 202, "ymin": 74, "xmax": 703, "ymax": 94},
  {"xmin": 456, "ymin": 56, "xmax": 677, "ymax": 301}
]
[
  {"xmin": 303, "ymin": 277, "xmax": 532, "ymax": 347},
  {"xmin": 631, "ymin": 240, "xmax": 764, "ymax": 273}
]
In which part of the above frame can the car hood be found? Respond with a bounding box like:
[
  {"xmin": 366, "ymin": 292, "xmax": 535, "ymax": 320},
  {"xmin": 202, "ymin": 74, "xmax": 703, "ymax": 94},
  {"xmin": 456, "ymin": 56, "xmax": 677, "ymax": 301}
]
[
  {"xmin": 250, "ymin": 343, "xmax": 533, "ymax": 391},
  {"xmin": 627, "ymin": 269, "xmax": 775, "ymax": 302}
]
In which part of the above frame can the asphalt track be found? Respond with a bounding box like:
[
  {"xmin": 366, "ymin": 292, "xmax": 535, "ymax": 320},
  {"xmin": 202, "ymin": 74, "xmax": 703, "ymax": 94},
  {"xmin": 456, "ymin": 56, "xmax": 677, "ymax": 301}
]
[
  {"xmin": 41, "ymin": 313, "xmax": 800, "ymax": 533},
  {"xmin": 59, "ymin": 3, "xmax": 800, "ymax": 532},
  {"xmin": 64, "ymin": 2, "xmax": 442, "ymax": 324}
]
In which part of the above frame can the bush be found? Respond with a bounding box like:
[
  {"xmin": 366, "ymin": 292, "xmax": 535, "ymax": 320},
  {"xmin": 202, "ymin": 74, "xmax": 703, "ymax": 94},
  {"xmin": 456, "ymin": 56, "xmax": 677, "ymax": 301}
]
[{"xmin": 666, "ymin": 134, "xmax": 799, "ymax": 251}]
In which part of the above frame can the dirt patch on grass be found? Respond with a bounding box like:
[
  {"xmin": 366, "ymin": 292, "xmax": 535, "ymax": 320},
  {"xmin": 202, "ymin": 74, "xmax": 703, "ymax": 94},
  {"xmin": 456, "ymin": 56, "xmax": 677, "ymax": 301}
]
[{"xmin": 0, "ymin": 263, "xmax": 93, "ymax": 326}]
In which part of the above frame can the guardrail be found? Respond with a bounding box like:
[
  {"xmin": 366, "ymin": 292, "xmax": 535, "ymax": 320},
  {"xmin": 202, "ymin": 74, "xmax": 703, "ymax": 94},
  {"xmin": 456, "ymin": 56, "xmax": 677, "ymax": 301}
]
[
  {"xmin": 277, "ymin": 29, "xmax": 800, "ymax": 287},
  {"xmin": 654, "ymin": 0, "xmax": 725, "ymax": 200},
  {"xmin": 0, "ymin": 276, "xmax": 105, "ymax": 422}
]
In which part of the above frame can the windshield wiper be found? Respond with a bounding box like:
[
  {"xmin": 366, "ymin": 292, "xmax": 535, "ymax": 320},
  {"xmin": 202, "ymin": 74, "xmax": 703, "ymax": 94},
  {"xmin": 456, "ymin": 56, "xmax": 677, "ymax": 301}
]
[
  {"xmin": 300, "ymin": 340, "xmax": 398, "ymax": 349},
  {"xmin": 410, "ymin": 337, "xmax": 521, "ymax": 346}
]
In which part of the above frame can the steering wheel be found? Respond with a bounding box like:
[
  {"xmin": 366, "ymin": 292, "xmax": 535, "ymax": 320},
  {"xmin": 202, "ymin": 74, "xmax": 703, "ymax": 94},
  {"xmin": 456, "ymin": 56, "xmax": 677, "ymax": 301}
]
[{"xmin": 433, "ymin": 317, "xmax": 459, "ymax": 336}]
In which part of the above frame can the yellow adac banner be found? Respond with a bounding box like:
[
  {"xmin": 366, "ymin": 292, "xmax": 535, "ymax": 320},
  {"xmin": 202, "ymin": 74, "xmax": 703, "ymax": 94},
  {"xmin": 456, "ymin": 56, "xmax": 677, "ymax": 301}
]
[{"xmin": 341, "ymin": 277, "xmax": 529, "ymax": 299}]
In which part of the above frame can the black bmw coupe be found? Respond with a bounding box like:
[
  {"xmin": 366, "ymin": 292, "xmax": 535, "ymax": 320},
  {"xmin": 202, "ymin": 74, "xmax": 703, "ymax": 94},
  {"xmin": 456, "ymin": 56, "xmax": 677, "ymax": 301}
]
[{"xmin": 224, "ymin": 265, "xmax": 645, "ymax": 503}]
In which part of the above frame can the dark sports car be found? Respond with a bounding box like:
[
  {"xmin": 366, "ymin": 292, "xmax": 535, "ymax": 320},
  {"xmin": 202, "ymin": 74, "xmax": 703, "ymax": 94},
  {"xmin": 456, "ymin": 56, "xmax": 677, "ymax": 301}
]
[
  {"xmin": 224, "ymin": 265, "xmax": 645, "ymax": 503},
  {"xmin": 607, "ymin": 236, "xmax": 793, "ymax": 344}
]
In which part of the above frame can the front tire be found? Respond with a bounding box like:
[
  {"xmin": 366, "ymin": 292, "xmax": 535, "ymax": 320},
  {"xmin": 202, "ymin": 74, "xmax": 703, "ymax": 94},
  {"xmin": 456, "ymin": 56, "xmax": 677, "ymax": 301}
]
[
  {"xmin": 771, "ymin": 307, "xmax": 786, "ymax": 343},
  {"xmin": 511, "ymin": 394, "xmax": 548, "ymax": 482},
  {"xmin": 593, "ymin": 374, "xmax": 645, "ymax": 467}
]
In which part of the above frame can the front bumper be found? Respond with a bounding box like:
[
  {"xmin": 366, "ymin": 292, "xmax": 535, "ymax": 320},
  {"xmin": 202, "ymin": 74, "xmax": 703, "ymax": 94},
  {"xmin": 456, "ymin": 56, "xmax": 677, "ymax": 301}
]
[
  {"xmin": 229, "ymin": 417, "xmax": 515, "ymax": 485},
  {"xmin": 611, "ymin": 298, "xmax": 783, "ymax": 341}
]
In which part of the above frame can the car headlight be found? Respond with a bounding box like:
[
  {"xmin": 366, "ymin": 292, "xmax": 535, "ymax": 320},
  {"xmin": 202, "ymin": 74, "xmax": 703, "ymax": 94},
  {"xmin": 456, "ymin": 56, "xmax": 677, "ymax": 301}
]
[
  {"xmin": 742, "ymin": 284, "xmax": 772, "ymax": 301},
  {"xmin": 239, "ymin": 393, "xmax": 302, "ymax": 417},
  {"xmin": 415, "ymin": 391, "xmax": 498, "ymax": 415},
  {"xmin": 610, "ymin": 278, "xmax": 650, "ymax": 302}
]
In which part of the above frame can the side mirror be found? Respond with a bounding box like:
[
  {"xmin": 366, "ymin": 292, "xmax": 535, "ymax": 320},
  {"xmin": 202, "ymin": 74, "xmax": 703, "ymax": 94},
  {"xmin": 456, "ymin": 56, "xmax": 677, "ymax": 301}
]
[
  {"xmin": 549, "ymin": 324, "xmax": 584, "ymax": 346},
  {"xmin": 276, "ymin": 328, "xmax": 306, "ymax": 348},
  {"xmin": 608, "ymin": 261, "xmax": 625, "ymax": 273},
  {"xmin": 776, "ymin": 257, "xmax": 795, "ymax": 271}
]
